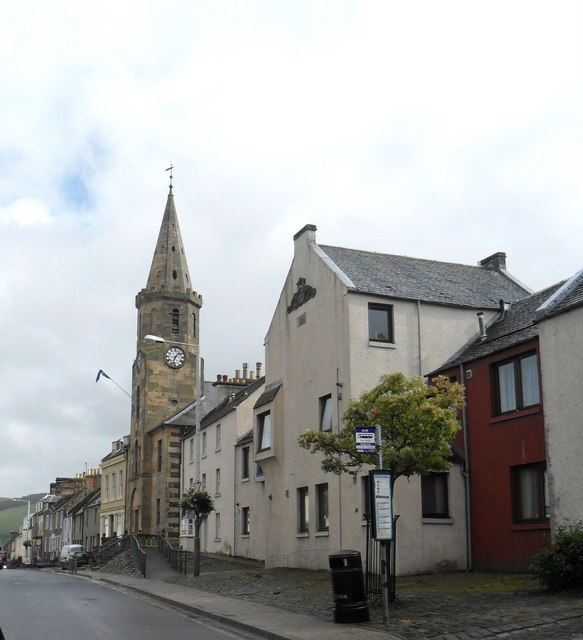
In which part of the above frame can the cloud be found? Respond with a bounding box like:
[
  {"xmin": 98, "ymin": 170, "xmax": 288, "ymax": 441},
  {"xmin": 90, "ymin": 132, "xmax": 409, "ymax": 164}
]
[
  {"xmin": 0, "ymin": 199, "xmax": 52, "ymax": 227},
  {"xmin": 0, "ymin": 0, "xmax": 581, "ymax": 496}
]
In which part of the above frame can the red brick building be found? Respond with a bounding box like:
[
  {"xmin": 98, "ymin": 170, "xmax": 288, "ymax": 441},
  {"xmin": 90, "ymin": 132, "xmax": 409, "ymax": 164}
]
[{"xmin": 434, "ymin": 284, "xmax": 562, "ymax": 571}]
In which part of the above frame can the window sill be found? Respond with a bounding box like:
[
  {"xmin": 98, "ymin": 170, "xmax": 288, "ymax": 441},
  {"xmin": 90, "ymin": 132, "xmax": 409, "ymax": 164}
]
[
  {"xmin": 369, "ymin": 341, "xmax": 397, "ymax": 349},
  {"xmin": 511, "ymin": 521, "xmax": 550, "ymax": 532},
  {"xmin": 422, "ymin": 517, "xmax": 453, "ymax": 525},
  {"xmin": 256, "ymin": 448, "xmax": 275, "ymax": 462},
  {"xmin": 241, "ymin": 477, "xmax": 249, "ymax": 483},
  {"xmin": 315, "ymin": 530, "xmax": 329, "ymax": 537},
  {"xmin": 241, "ymin": 534, "xmax": 250, "ymax": 539},
  {"xmin": 490, "ymin": 406, "xmax": 541, "ymax": 424},
  {"xmin": 296, "ymin": 532, "xmax": 309, "ymax": 538}
]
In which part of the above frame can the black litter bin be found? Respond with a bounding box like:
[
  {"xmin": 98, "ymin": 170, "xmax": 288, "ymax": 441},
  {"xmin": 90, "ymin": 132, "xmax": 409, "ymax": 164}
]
[{"xmin": 329, "ymin": 549, "xmax": 370, "ymax": 623}]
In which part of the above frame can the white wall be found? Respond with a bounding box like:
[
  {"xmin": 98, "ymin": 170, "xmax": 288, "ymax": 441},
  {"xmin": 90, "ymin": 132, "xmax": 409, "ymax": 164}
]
[
  {"xmin": 259, "ymin": 227, "xmax": 471, "ymax": 573},
  {"xmin": 539, "ymin": 306, "xmax": 583, "ymax": 529}
]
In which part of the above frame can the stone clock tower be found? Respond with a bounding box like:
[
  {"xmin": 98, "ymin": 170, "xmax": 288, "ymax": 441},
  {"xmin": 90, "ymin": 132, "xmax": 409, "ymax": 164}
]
[{"xmin": 126, "ymin": 183, "xmax": 202, "ymax": 539}]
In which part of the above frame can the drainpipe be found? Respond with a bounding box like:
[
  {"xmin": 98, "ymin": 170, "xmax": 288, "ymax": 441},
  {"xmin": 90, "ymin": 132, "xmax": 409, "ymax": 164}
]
[
  {"xmin": 459, "ymin": 363, "xmax": 473, "ymax": 571},
  {"xmin": 233, "ymin": 441, "xmax": 238, "ymax": 558},
  {"xmin": 336, "ymin": 367, "xmax": 343, "ymax": 549},
  {"xmin": 417, "ymin": 301, "xmax": 422, "ymax": 376}
]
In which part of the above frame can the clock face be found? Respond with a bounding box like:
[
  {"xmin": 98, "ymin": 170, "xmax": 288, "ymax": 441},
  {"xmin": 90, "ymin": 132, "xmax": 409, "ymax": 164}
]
[{"xmin": 164, "ymin": 346, "xmax": 186, "ymax": 369}]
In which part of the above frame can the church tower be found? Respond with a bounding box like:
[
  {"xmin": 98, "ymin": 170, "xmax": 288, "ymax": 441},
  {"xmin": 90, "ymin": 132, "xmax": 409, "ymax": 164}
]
[{"xmin": 127, "ymin": 180, "xmax": 202, "ymax": 539}]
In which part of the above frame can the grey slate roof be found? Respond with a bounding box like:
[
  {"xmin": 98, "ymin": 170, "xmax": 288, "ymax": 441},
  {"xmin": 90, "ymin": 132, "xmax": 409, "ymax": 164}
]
[
  {"xmin": 319, "ymin": 245, "xmax": 531, "ymax": 309},
  {"xmin": 254, "ymin": 380, "xmax": 283, "ymax": 410},
  {"xmin": 434, "ymin": 281, "xmax": 565, "ymax": 372},
  {"xmin": 236, "ymin": 429, "xmax": 253, "ymax": 445},
  {"xmin": 200, "ymin": 377, "xmax": 265, "ymax": 429},
  {"xmin": 535, "ymin": 269, "xmax": 583, "ymax": 320}
]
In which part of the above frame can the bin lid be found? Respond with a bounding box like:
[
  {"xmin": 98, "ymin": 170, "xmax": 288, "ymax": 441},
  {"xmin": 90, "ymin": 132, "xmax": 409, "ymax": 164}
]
[{"xmin": 328, "ymin": 549, "xmax": 361, "ymax": 558}]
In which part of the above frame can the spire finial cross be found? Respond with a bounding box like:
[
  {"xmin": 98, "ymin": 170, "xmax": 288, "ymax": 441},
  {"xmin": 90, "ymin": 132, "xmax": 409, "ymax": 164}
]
[{"xmin": 165, "ymin": 164, "xmax": 174, "ymax": 193}]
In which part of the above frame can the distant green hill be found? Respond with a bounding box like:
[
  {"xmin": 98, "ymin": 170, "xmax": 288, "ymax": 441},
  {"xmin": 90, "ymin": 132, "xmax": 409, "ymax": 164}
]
[{"xmin": 0, "ymin": 494, "xmax": 45, "ymax": 547}]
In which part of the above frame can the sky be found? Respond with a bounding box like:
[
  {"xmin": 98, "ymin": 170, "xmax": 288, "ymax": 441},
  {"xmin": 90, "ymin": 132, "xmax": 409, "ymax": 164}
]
[{"xmin": 0, "ymin": 1, "xmax": 581, "ymax": 498}]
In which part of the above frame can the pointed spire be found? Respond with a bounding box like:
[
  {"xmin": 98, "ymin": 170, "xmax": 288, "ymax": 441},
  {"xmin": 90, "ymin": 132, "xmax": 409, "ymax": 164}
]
[{"xmin": 145, "ymin": 181, "xmax": 192, "ymax": 294}]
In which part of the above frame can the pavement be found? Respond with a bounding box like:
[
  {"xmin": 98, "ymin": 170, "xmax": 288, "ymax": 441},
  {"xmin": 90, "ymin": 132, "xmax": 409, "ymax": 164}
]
[{"xmin": 59, "ymin": 550, "xmax": 583, "ymax": 640}]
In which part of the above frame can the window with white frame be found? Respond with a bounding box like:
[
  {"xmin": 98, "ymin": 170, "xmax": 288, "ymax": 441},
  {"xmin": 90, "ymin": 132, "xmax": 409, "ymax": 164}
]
[
  {"xmin": 215, "ymin": 468, "xmax": 221, "ymax": 495},
  {"xmin": 316, "ymin": 483, "xmax": 329, "ymax": 531},
  {"xmin": 242, "ymin": 507, "xmax": 250, "ymax": 536},
  {"xmin": 319, "ymin": 395, "xmax": 333, "ymax": 432},
  {"xmin": 202, "ymin": 431, "xmax": 207, "ymax": 457},
  {"xmin": 215, "ymin": 424, "xmax": 221, "ymax": 451},
  {"xmin": 118, "ymin": 470, "xmax": 123, "ymax": 499},
  {"xmin": 201, "ymin": 473, "xmax": 207, "ymax": 490},
  {"xmin": 258, "ymin": 411, "xmax": 272, "ymax": 451},
  {"xmin": 189, "ymin": 438, "xmax": 195, "ymax": 463},
  {"xmin": 298, "ymin": 486, "xmax": 309, "ymax": 533},
  {"xmin": 214, "ymin": 512, "xmax": 221, "ymax": 541}
]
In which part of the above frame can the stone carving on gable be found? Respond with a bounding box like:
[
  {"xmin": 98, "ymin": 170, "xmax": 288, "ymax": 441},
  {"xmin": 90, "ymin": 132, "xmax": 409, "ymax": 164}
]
[{"xmin": 287, "ymin": 278, "xmax": 317, "ymax": 314}]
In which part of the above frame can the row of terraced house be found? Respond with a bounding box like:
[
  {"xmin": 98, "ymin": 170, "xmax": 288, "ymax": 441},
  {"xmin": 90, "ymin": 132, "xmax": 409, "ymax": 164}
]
[{"xmin": 9, "ymin": 186, "xmax": 583, "ymax": 575}]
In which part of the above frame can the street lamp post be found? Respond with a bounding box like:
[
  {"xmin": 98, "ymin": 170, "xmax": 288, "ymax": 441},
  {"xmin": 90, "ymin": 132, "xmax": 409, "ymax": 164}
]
[{"xmin": 11, "ymin": 498, "xmax": 31, "ymax": 519}]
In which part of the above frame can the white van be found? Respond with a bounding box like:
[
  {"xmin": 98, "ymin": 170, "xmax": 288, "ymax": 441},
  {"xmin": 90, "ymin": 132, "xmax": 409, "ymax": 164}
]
[{"xmin": 59, "ymin": 544, "xmax": 88, "ymax": 569}]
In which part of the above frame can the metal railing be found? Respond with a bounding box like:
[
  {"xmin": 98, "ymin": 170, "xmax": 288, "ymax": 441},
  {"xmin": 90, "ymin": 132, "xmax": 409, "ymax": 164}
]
[
  {"xmin": 364, "ymin": 515, "xmax": 382, "ymax": 604},
  {"xmin": 130, "ymin": 534, "xmax": 147, "ymax": 578},
  {"xmin": 97, "ymin": 534, "xmax": 129, "ymax": 565},
  {"xmin": 157, "ymin": 534, "xmax": 190, "ymax": 574},
  {"xmin": 90, "ymin": 533, "xmax": 146, "ymax": 578}
]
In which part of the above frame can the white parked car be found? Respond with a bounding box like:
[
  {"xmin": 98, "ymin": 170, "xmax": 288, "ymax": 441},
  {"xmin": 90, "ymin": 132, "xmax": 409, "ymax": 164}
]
[{"xmin": 59, "ymin": 544, "xmax": 88, "ymax": 569}]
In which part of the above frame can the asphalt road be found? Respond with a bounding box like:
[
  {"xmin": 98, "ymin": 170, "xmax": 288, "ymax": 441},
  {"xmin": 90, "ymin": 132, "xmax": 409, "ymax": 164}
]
[{"xmin": 0, "ymin": 569, "xmax": 257, "ymax": 640}]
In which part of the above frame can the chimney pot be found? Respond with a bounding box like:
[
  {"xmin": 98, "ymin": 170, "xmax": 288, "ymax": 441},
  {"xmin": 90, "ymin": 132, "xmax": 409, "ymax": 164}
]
[{"xmin": 477, "ymin": 312, "xmax": 487, "ymax": 340}]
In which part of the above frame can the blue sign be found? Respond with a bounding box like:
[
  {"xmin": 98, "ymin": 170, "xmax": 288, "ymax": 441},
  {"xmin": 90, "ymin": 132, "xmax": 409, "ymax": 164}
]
[{"xmin": 356, "ymin": 427, "xmax": 376, "ymax": 453}]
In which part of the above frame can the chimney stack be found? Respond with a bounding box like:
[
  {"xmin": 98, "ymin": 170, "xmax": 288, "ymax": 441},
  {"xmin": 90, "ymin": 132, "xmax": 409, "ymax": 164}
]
[{"xmin": 479, "ymin": 252, "xmax": 507, "ymax": 271}]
